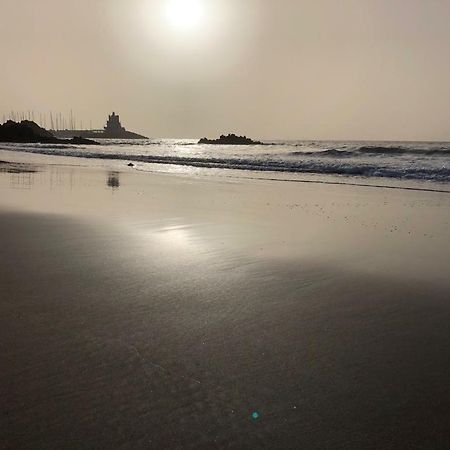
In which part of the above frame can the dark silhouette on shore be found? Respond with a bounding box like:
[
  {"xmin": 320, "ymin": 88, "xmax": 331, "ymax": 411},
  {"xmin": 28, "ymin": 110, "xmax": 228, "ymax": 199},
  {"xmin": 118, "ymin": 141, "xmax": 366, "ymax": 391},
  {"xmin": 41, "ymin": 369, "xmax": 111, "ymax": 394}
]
[
  {"xmin": 53, "ymin": 112, "xmax": 148, "ymax": 140},
  {"xmin": 0, "ymin": 120, "xmax": 57, "ymax": 143},
  {"xmin": 0, "ymin": 120, "xmax": 100, "ymax": 145},
  {"xmin": 70, "ymin": 136, "xmax": 100, "ymax": 145},
  {"xmin": 199, "ymin": 133, "xmax": 263, "ymax": 145}
]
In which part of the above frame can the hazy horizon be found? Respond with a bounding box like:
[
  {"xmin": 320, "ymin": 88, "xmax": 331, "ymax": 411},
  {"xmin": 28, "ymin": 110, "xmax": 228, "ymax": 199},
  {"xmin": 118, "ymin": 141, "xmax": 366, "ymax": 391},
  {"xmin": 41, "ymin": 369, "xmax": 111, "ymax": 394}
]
[{"xmin": 1, "ymin": 0, "xmax": 450, "ymax": 141}]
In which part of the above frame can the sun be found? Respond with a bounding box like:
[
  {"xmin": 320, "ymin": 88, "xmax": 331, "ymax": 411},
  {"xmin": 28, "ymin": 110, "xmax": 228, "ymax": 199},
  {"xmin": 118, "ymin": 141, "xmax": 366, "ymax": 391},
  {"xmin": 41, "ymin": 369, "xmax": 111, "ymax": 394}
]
[{"xmin": 165, "ymin": 0, "xmax": 204, "ymax": 30}]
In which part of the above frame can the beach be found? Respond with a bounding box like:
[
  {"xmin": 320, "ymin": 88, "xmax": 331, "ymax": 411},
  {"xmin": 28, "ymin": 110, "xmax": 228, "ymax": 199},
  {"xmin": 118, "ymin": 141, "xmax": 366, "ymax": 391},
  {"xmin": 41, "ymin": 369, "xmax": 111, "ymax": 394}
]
[{"xmin": 1, "ymin": 153, "xmax": 449, "ymax": 449}]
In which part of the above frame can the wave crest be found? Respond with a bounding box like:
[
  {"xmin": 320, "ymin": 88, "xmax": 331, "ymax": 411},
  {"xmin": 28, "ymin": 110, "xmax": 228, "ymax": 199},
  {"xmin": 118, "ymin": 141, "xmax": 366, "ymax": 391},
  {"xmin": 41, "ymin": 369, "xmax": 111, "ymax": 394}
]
[{"xmin": 291, "ymin": 146, "xmax": 450, "ymax": 158}]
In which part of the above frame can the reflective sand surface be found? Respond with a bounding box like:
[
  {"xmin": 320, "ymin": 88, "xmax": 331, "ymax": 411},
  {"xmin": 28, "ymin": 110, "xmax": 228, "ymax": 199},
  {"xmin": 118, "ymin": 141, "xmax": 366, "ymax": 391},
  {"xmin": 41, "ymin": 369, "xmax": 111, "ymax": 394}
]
[{"xmin": 1, "ymin": 154, "xmax": 449, "ymax": 448}]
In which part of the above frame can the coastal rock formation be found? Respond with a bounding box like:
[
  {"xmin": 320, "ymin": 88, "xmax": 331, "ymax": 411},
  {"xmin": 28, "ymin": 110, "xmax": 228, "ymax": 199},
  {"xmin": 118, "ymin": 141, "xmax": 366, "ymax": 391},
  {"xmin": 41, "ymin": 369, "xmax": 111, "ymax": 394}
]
[
  {"xmin": 199, "ymin": 133, "xmax": 263, "ymax": 145},
  {"xmin": 69, "ymin": 136, "xmax": 100, "ymax": 145},
  {"xmin": 0, "ymin": 120, "xmax": 57, "ymax": 143},
  {"xmin": 0, "ymin": 120, "xmax": 99, "ymax": 145}
]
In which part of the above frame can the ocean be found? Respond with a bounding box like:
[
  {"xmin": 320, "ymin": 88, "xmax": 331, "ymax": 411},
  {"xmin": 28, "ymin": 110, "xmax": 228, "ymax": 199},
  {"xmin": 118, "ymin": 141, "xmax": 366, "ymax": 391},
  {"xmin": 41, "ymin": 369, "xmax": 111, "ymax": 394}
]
[{"xmin": 1, "ymin": 139, "xmax": 449, "ymax": 189}]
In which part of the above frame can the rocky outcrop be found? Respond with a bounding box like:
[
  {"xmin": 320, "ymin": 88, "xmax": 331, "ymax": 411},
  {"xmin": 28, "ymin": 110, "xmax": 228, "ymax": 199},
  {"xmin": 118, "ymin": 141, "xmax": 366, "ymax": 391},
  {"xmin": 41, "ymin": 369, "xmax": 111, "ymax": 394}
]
[
  {"xmin": 199, "ymin": 133, "xmax": 263, "ymax": 145},
  {"xmin": 0, "ymin": 120, "xmax": 99, "ymax": 145},
  {"xmin": 69, "ymin": 136, "xmax": 100, "ymax": 145},
  {"xmin": 0, "ymin": 120, "xmax": 57, "ymax": 143}
]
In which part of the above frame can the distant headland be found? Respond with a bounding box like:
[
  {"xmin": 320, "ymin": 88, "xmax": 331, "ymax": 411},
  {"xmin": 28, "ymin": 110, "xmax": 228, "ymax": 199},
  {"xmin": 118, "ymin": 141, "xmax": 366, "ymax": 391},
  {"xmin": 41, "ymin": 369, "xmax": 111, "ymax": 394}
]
[
  {"xmin": 0, "ymin": 112, "xmax": 150, "ymax": 144},
  {"xmin": 199, "ymin": 134, "xmax": 263, "ymax": 145},
  {"xmin": 53, "ymin": 112, "xmax": 148, "ymax": 140},
  {"xmin": 0, "ymin": 120, "xmax": 99, "ymax": 145}
]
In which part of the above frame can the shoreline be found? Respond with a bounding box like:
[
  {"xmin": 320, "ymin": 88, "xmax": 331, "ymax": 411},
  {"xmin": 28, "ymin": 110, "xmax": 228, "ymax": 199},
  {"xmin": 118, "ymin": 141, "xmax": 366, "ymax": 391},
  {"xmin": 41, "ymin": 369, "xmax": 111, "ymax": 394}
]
[{"xmin": 1, "ymin": 148, "xmax": 450, "ymax": 195}]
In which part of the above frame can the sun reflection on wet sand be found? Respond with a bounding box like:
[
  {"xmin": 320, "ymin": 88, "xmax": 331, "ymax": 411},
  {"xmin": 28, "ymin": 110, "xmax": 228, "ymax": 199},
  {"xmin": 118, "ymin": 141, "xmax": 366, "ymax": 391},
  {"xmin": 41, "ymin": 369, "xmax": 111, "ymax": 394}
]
[{"xmin": 0, "ymin": 155, "xmax": 449, "ymax": 285}]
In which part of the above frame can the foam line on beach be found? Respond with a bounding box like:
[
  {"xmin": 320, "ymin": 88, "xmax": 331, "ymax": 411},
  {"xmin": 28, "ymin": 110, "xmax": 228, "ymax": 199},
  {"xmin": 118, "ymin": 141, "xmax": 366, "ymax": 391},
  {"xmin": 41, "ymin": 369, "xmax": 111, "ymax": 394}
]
[
  {"xmin": 132, "ymin": 166, "xmax": 450, "ymax": 194},
  {"xmin": 1, "ymin": 144, "xmax": 450, "ymax": 183}
]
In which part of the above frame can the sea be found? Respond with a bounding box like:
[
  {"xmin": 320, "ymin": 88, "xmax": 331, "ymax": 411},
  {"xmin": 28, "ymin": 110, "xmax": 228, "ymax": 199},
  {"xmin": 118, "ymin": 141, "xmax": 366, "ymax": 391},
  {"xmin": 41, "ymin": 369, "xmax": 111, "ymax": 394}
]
[{"xmin": 1, "ymin": 139, "xmax": 449, "ymax": 191}]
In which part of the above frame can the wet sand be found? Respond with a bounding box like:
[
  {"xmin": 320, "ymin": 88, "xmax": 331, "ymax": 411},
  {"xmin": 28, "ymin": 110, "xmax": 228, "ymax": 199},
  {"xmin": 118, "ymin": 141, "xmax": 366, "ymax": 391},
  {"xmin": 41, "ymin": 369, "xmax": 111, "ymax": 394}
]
[{"xmin": 1, "ymin": 156, "xmax": 449, "ymax": 449}]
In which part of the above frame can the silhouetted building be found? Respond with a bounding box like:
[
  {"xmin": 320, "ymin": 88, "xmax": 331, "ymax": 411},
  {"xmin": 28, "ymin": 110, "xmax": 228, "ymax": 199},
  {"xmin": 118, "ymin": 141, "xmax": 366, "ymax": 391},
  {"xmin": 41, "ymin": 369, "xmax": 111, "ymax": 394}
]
[
  {"xmin": 104, "ymin": 112, "xmax": 125, "ymax": 136},
  {"xmin": 52, "ymin": 113, "xmax": 148, "ymax": 140}
]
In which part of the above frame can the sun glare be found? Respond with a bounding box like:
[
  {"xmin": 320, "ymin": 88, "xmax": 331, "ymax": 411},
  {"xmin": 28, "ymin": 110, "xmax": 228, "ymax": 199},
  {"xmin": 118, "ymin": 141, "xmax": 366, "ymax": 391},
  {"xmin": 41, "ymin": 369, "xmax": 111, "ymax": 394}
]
[{"xmin": 165, "ymin": 0, "xmax": 204, "ymax": 30}]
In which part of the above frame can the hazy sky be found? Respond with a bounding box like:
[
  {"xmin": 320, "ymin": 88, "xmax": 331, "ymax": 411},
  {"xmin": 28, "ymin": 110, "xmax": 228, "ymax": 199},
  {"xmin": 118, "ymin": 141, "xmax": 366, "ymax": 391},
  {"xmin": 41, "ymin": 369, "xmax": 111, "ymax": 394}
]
[{"xmin": 1, "ymin": 0, "xmax": 450, "ymax": 140}]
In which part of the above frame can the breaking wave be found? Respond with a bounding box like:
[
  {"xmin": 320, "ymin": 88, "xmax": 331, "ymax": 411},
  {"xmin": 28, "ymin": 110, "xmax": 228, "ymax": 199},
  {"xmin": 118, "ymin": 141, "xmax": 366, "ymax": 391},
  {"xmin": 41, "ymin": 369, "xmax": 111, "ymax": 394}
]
[
  {"xmin": 2, "ymin": 144, "xmax": 449, "ymax": 182},
  {"xmin": 357, "ymin": 146, "xmax": 450, "ymax": 156},
  {"xmin": 292, "ymin": 146, "xmax": 450, "ymax": 158}
]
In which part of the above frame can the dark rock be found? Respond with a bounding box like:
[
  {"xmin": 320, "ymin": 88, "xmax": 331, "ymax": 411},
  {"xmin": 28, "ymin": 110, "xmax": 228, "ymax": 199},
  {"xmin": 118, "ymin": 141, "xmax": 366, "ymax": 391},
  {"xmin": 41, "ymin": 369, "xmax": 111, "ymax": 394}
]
[
  {"xmin": 0, "ymin": 120, "xmax": 99, "ymax": 145},
  {"xmin": 0, "ymin": 120, "xmax": 58, "ymax": 143},
  {"xmin": 69, "ymin": 136, "xmax": 100, "ymax": 145},
  {"xmin": 127, "ymin": 163, "xmax": 134, "ymax": 167},
  {"xmin": 198, "ymin": 133, "xmax": 263, "ymax": 145}
]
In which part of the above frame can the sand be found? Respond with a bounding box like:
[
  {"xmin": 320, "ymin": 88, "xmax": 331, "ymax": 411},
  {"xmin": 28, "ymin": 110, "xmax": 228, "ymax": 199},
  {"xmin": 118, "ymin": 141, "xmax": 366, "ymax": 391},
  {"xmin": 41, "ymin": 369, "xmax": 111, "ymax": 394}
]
[{"xmin": 0, "ymin": 154, "xmax": 449, "ymax": 449}]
